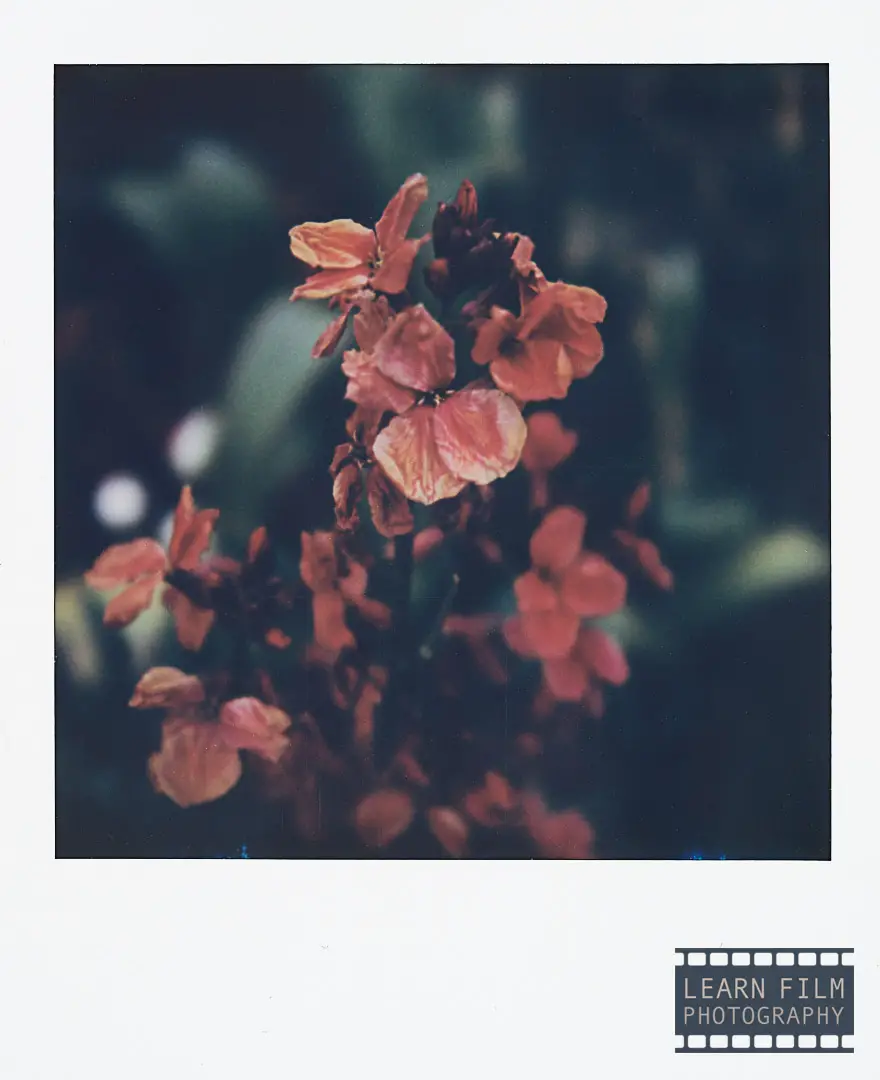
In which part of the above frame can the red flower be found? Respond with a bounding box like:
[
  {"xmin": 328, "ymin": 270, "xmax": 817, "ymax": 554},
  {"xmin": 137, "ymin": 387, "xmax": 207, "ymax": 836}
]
[
  {"xmin": 522, "ymin": 792, "xmax": 595, "ymax": 859},
  {"xmin": 354, "ymin": 789, "xmax": 415, "ymax": 848},
  {"xmin": 289, "ymin": 174, "xmax": 429, "ymax": 301},
  {"xmin": 520, "ymin": 411, "xmax": 578, "ymax": 510},
  {"xmin": 542, "ymin": 627, "xmax": 630, "ymax": 717},
  {"xmin": 613, "ymin": 482, "xmax": 673, "ymax": 590},
  {"xmin": 472, "ymin": 281, "xmax": 606, "ymax": 402},
  {"xmin": 503, "ymin": 506, "xmax": 627, "ymax": 661},
  {"xmin": 300, "ymin": 531, "xmax": 390, "ymax": 658},
  {"xmin": 130, "ymin": 668, "xmax": 292, "ymax": 807},
  {"xmin": 85, "ymin": 486, "xmax": 219, "ymax": 650}
]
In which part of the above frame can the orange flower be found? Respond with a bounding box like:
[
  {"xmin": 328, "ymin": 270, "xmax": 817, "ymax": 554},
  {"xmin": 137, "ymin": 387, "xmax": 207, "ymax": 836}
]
[
  {"xmin": 472, "ymin": 281, "xmax": 606, "ymax": 402},
  {"xmin": 520, "ymin": 411, "xmax": 578, "ymax": 509},
  {"xmin": 613, "ymin": 482, "xmax": 674, "ymax": 590},
  {"xmin": 300, "ymin": 531, "xmax": 391, "ymax": 658},
  {"xmin": 373, "ymin": 385, "xmax": 527, "ymax": 505},
  {"xmin": 289, "ymin": 174, "xmax": 429, "ymax": 301},
  {"xmin": 85, "ymin": 486, "xmax": 218, "ymax": 650},
  {"xmin": 503, "ymin": 506, "xmax": 627, "ymax": 661},
  {"xmin": 130, "ymin": 668, "xmax": 292, "ymax": 807}
]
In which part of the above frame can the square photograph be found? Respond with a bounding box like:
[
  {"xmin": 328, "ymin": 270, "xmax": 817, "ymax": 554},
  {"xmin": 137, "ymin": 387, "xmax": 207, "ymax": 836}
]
[{"xmin": 55, "ymin": 64, "xmax": 830, "ymax": 859}]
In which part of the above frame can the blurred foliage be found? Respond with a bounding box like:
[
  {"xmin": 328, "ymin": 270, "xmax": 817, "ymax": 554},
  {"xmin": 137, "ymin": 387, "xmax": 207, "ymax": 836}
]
[{"xmin": 55, "ymin": 64, "xmax": 829, "ymax": 858}]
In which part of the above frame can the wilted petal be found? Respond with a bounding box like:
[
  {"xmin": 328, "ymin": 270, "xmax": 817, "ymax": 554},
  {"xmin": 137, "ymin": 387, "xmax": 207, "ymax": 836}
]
[
  {"xmin": 148, "ymin": 717, "xmax": 242, "ymax": 808},
  {"xmin": 85, "ymin": 538, "xmax": 167, "ymax": 589},
  {"xmin": 577, "ymin": 628, "xmax": 630, "ymax": 685},
  {"xmin": 373, "ymin": 305, "xmax": 455, "ymax": 393},
  {"xmin": 219, "ymin": 698, "xmax": 292, "ymax": 764},
  {"xmin": 520, "ymin": 608, "xmax": 581, "ymax": 661},
  {"xmin": 433, "ymin": 387, "xmax": 527, "ymax": 486},
  {"xmin": 164, "ymin": 588, "xmax": 215, "ymax": 650},
  {"xmin": 288, "ymin": 219, "xmax": 376, "ymax": 268},
  {"xmin": 521, "ymin": 412, "xmax": 578, "ymax": 473},
  {"xmin": 104, "ymin": 572, "xmax": 163, "ymax": 627},
  {"xmin": 332, "ymin": 459, "xmax": 363, "ymax": 532},
  {"xmin": 370, "ymin": 237, "xmax": 426, "ymax": 294},
  {"xmin": 427, "ymin": 806, "xmax": 469, "ymax": 857},
  {"xmin": 342, "ymin": 349, "xmax": 418, "ymax": 415},
  {"xmin": 354, "ymin": 789, "xmax": 415, "ymax": 848},
  {"xmin": 130, "ymin": 667, "xmax": 205, "ymax": 709},
  {"xmin": 542, "ymin": 657, "xmax": 588, "ymax": 702},
  {"xmin": 529, "ymin": 506, "xmax": 586, "ymax": 575},
  {"xmin": 366, "ymin": 466, "xmax": 414, "ymax": 537},
  {"xmin": 559, "ymin": 553, "xmax": 627, "ymax": 617},
  {"xmin": 374, "ymin": 173, "xmax": 429, "ymax": 254},
  {"xmin": 292, "ymin": 267, "xmax": 371, "ymax": 301},
  {"xmin": 312, "ymin": 591, "xmax": 355, "ymax": 654},
  {"xmin": 373, "ymin": 407, "xmax": 469, "ymax": 505},
  {"xmin": 311, "ymin": 311, "xmax": 349, "ymax": 358}
]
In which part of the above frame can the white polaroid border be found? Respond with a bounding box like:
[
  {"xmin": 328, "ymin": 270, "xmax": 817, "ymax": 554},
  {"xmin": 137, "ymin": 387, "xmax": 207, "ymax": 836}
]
[{"xmin": 2, "ymin": 5, "xmax": 876, "ymax": 1078}]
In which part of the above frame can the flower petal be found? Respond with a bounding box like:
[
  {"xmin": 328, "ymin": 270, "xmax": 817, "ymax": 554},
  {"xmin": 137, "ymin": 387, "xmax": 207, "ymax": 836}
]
[
  {"xmin": 103, "ymin": 573, "xmax": 163, "ymax": 627},
  {"xmin": 521, "ymin": 412, "xmax": 578, "ymax": 473},
  {"xmin": 311, "ymin": 591, "xmax": 355, "ymax": 654},
  {"xmin": 288, "ymin": 219, "xmax": 376, "ymax": 268},
  {"xmin": 85, "ymin": 538, "xmax": 167, "ymax": 589},
  {"xmin": 148, "ymin": 717, "xmax": 242, "ymax": 808},
  {"xmin": 366, "ymin": 466, "xmax": 415, "ymax": 538},
  {"xmin": 292, "ymin": 267, "xmax": 371, "ymax": 301},
  {"xmin": 513, "ymin": 570, "xmax": 559, "ymax": 613},
  {"xmin": 299, "ymin": 531, "xmax": 338, "ymax": 593},
  {"xmin": 373, "ymin": 305, "xmax": 455, "ymax": 393},
  {"xmin": 130, "ymin": 667, "xmax": 205, "ymax": 709},
  {"xmin": 370, "ymin": 237, "xmax": 427, "ymax": 294},
  {"xmin": 353, "ymin": 294, "xmax": 393, "ymax": 352},
  {"xmin": 342, "ymin": 349, "xmax": 418, "ymax": 415},
  {"xmin": 529, "ymin": 506, "xmax": 586, "ymax": 575},
  {"xmin": 489, "ymin": 338, "xmax": 572, "ymax": 402},
  {"xmin": 432, "ymin": 386, "xmax": 527, "ymax": 486},
  {"xmin": 471, "ymin": 307, "xmax": 518, "ymax": 366},
  {"xmin": 542, "ymin": 657, "xmax": 588, "ymax": 702},
  {"xmin": 311, "ymin": 311, "xmax": 349, "ymax": 358},
  {"xmin": 522, "ymin": 793, "xmax": 595, "ymax": 859},
  {"xmin": 164, "ymin": 587, "xmax": 216, "ymax": 650},
  {"xmin": 576, "ymin": 628, "xmax": 630, "ymax": 686},
  {"xmin": 613, "ymin": 529, "xmax": 674, "ymax": 590},
  {"xmin": 559, "ymin": 553, "xmax": 627, "ymax": 617},
  {"xmin": 427, "ymin": 807, "xmax": 469, "ymax": 858},
  {"xmin": 373, "ymin": 407, "xmax": 469, "ymax": 505},
  {"xmin": 219, "ymin": 698, "xmax": 292, "ymax": 763},
  {"xmin": 519, "ymin": 608, "xmax": 581, "ymax": 660},
  {"xmin": 354, "ymin": 789, "xmax": 415, "ymax": 848},
  {"xmin": 374, "ymin": 174, "xmax": 429, "ymax": 254},
  {"xmin": 502, "ymin": 614, "xmax": 539, "ymax": 658}
]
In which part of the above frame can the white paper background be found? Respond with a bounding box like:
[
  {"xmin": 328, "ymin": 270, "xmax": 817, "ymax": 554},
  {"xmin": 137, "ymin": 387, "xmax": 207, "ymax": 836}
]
[{"xmin": 2, "ymin": 5, "xmax": 875, "ymax": 1076}]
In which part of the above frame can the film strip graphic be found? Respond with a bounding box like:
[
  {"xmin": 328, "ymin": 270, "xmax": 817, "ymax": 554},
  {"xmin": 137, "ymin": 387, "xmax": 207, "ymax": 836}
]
[{"xmin": 675, "ymin": 949, "xmax": 854, "ymax": 1052}]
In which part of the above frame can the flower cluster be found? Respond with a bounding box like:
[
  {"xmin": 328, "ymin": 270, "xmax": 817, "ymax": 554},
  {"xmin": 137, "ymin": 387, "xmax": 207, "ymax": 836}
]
[{"xmin": 84, "ymin": 174, "xmax": 672, "ymax": 858}]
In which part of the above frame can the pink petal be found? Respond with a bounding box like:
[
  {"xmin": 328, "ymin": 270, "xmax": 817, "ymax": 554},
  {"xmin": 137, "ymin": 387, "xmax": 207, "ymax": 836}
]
[
  {"xmin": 432, "ymin": 386, "xmax": 527, "ymax": 486},
  {"xmin": 373, "ymin": 406, "xmax": 469, "ymax": 505},
  {"xmin": 529, "ymin": 506, "xmax": 586, "ymax": 575}
]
